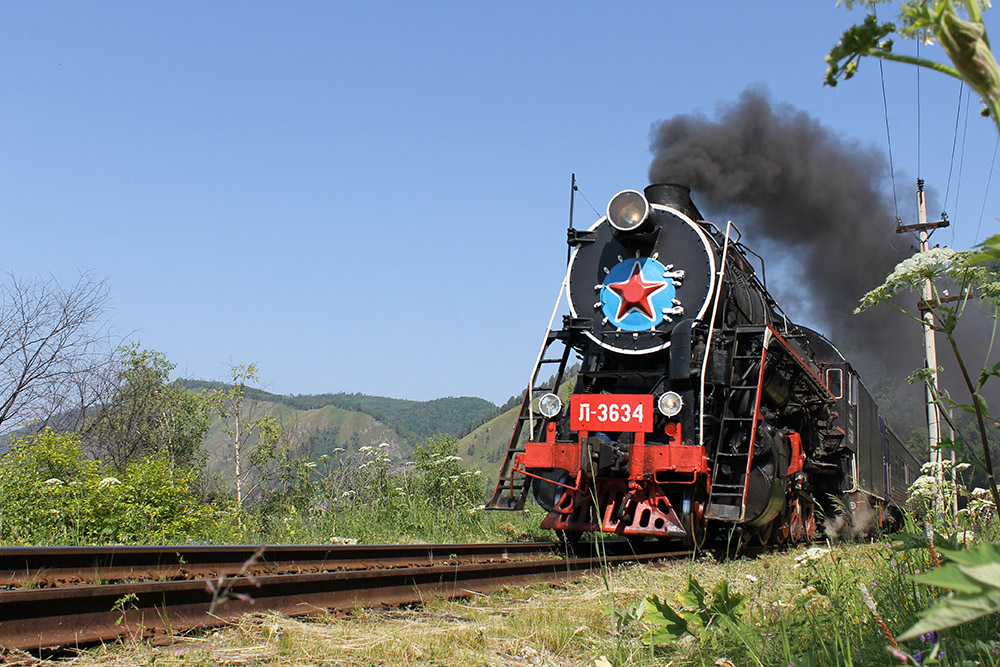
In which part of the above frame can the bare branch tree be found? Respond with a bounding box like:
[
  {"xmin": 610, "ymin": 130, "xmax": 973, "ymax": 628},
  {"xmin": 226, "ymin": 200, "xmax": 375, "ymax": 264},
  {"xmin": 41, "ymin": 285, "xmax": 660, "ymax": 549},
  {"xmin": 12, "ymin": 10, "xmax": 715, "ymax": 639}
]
[{"xmin": 0, "ymin": 272, "xmax": 115, "ymax": 434}]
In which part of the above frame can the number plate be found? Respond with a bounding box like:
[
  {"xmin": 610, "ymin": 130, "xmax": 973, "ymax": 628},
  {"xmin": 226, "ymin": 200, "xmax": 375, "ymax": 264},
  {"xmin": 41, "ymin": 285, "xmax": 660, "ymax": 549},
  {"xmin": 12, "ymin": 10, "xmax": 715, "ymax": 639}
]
[{"xmin": 570, "ymin": 394, "xmax": 654, "ymax": 433}]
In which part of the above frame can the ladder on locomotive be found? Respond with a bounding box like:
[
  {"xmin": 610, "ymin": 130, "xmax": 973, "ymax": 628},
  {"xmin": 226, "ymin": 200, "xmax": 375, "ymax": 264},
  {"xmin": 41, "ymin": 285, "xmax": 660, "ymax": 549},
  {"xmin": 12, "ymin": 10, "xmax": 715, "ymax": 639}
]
[
  {"xmin": 486, "ymin": 329, "xmax": 575, "ymax": 510},
  {"xmin": 707, "ymin": 326, "xmax": 767, "ymax": 522}
]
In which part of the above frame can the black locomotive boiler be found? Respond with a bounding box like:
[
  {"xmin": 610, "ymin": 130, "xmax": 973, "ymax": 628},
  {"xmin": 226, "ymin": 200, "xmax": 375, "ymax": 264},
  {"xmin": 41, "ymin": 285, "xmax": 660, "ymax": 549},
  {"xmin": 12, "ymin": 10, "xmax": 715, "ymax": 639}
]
[{"xmin": 487, "ymin": 183, "xmax": 920, "ymax": 547}]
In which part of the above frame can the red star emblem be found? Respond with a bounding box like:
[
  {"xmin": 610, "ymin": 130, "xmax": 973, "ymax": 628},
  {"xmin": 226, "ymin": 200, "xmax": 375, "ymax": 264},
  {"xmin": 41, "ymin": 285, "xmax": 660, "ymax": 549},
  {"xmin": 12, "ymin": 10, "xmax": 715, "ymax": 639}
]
[{"xmin": 607, "ymin": 261, "xmax": 667, "ymax": 321}]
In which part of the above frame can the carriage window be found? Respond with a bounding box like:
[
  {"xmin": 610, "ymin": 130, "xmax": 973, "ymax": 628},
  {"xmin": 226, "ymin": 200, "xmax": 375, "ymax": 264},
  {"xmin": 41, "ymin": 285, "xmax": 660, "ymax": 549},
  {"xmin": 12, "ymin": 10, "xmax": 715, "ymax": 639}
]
[
  {"xmin": 850, "ymin": 375, "xmax": 858, "ymax": 406},
  {"xmin": 827, "ymin": 368, "xmax": 843, "ymax": 399}
]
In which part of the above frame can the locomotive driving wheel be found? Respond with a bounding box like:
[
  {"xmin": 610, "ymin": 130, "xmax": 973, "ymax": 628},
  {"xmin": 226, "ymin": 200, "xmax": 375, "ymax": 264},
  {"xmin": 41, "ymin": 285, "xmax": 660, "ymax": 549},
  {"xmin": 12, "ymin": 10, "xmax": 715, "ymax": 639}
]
[
  {"xmin": 681, "ymin": 486, "xmax": 708, "ymax": 550},
  {"xmin": 754, "ymin": 519, "xmax": 776, "ymax": 546},
  {"xmin": 788, "ymin": 496, "xmax": 818, "ymax": 543},
  {"xmin": 788, "ymin": 497, "xmax": 804, "ymax": 543},
  {"xmin": 803, "ymin": 500, "xmax": 817, "ymax": 541}
]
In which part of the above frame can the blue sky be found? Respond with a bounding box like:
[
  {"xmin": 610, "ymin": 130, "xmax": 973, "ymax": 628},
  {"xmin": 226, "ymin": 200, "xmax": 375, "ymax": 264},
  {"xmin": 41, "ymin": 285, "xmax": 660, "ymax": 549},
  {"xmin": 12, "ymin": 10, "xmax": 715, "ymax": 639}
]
[{"xmin": 2, "ymin": 2, "xmax": 999, "ymax": 404}]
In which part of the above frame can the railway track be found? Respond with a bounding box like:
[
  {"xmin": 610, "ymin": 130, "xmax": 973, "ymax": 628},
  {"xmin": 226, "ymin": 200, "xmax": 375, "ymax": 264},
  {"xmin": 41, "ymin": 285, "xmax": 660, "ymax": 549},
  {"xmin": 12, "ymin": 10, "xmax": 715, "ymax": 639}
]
[
  {"xmin": 0, "ymin": 541, "xmax": 688, "ymax": 651},
  {"xmin": 0, "ymin": 542, "xmax": 557, "ymax": 588}
]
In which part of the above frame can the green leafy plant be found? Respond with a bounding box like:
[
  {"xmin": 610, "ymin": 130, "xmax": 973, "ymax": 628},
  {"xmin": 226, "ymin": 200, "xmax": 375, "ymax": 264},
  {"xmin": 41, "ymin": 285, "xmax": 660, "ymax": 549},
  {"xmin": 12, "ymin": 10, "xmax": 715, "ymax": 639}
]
[
  {"xmin": 856, "ymin": 247, "xmax": 1000, "ymax": 517},
  {"xmin": 826, "ymin": 1, "xmax": 1000, "ymax": 135},
  {"xmin": 642, "ymin": 575, "xmax": 759, "ymax": 656},
  {"xmin": 899, "ymin": 541, "xmax": 1000, "ymax": 640}
]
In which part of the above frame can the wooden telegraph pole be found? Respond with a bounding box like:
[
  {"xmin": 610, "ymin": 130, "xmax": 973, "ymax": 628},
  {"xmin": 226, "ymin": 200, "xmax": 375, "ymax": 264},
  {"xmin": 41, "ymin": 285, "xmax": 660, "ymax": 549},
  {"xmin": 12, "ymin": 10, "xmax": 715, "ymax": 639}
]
[{"xmin": 896, "ymin": 178, "xmax": 950, "ymax": 507}]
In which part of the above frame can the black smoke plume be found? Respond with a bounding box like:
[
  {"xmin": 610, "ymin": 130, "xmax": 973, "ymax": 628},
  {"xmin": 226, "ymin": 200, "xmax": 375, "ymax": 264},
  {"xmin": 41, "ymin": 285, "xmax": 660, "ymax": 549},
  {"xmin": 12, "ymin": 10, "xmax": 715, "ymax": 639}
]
[{"xmin": 649, "ymin": 87, "xmax": 924, "ymax": 431}]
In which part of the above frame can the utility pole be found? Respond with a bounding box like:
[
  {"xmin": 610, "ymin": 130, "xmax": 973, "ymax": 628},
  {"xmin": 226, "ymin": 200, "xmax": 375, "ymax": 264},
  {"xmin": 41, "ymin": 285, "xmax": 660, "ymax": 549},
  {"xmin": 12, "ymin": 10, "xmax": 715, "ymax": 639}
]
[{"xmin": 896, "ymin": 178, "xmax": 949, "ymax": 509}]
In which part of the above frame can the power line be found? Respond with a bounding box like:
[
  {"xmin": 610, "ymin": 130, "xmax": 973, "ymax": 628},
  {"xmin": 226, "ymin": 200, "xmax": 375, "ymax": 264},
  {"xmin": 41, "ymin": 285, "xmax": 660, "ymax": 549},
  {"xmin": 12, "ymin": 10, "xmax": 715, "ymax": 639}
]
[
  {"xmin": 975, "ymin": 134, "xmax": 1000, "ymax": 245},
  {"xmin": 877, "ymin": 55, "xmax": 901, "ymax": 225},
  {"xmin": 943, "ymin": 82, "xmax": 965, "ymax": 212},
  {"xmin": 952, "ymin": 86, "xmax": 973, "ymax": 240}
]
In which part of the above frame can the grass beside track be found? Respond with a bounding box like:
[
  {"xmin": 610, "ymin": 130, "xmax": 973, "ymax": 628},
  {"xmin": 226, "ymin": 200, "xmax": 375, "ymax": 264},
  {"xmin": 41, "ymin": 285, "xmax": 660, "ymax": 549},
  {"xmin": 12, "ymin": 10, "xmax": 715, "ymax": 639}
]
[{"xmin": 15, "ymin": 537, "xmax": 998, "ymax": 667}]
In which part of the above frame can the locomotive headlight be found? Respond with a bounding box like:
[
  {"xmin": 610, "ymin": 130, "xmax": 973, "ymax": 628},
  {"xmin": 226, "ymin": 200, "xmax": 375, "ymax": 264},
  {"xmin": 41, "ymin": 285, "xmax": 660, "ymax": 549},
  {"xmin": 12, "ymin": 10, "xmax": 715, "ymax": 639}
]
[
  {"xmin": 536, "ymin": 392, "xmax": 563, "ymax": 418},
  {"xmin": 657, "ymin": 391, "xmax": 683, "ymax": 418},
  {"xmin": 607, "ymin": 189, "xmax": 650, "ymax": 232}
]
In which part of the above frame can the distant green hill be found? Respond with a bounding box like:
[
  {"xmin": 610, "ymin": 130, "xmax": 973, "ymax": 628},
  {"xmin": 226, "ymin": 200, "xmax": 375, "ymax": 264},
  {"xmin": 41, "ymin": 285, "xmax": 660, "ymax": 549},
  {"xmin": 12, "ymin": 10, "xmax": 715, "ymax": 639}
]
[
  {"xmin": 456, "ymin": 369, "xmax": 579, "ymax": 483},
  {"xmin": 202, "ymin": 402, "xmax": 407, "ymax": 476},
  {"xmin": 181, "ymin": 381, "xmax": 496, "ymax": 445},
  {"xmin": 456, "ymin": 402, "xmax": 521, "ymax": 482}
]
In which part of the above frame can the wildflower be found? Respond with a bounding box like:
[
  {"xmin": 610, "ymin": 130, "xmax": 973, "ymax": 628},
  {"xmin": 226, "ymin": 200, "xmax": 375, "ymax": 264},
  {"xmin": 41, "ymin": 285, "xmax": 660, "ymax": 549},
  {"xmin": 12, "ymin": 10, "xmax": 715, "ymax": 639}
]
[
  {"xmin": 359, "ymin": 445, "xmax": 373, "ymax": 452},
  {"xmin": 886, "ymin": 645, "xmax": 911, "ymax": 663},
  {"xmin": 745, "ymin": 574, "xmax": 759, "ymax": 582},
  {"xmin": 860, "ymin": 582, "xmax": 900, "ymax": 651},
  {"xmin": 99, "ymin": 477, "xmax": 122, "ymax": 488},
  {"xmin": 44, "ymin": 478, "xmax": 63, "ymax": 486}
]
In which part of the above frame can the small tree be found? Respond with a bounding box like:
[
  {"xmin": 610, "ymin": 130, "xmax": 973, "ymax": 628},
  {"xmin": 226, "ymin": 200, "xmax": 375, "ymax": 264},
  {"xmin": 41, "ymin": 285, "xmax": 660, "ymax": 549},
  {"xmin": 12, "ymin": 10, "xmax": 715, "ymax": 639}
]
[
  {"xmin": 0, "ymin": 272, "xmax": 114, "ymax": 434},
  {"xmin": 82, "ymin": 345, "xmax": 210, "ymax": 474},
  {"xmin": 209, "ymin": 363, "xmax": 281, "ymax": 516}
]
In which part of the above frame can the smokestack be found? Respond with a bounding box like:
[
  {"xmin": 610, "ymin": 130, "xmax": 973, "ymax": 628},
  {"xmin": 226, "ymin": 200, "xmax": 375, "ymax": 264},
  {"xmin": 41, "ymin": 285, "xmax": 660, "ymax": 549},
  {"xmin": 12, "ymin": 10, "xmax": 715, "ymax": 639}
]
[{"xmin": 644, "ymin": 183, "xmax": 704, "ymax": 221}]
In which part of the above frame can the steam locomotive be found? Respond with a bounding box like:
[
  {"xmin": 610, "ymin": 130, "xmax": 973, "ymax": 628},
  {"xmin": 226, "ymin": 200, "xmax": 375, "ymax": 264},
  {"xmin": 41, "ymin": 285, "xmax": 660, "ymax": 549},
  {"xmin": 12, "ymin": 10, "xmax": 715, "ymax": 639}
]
[{"xmin": 487, "ymin": 183, "xmax": 920, "ymax": 546}]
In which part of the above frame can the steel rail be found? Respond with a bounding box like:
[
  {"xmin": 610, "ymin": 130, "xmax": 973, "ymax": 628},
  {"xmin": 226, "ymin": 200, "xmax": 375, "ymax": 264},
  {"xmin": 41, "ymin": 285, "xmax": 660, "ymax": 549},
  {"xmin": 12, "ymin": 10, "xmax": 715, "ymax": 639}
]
[
  {"xmin": 0, "ymin": 546, "xmax": 688, "ymax": 651},
  {"xmin": 0, "ymin": 542, "xmax": 557, "ymax": 588}
]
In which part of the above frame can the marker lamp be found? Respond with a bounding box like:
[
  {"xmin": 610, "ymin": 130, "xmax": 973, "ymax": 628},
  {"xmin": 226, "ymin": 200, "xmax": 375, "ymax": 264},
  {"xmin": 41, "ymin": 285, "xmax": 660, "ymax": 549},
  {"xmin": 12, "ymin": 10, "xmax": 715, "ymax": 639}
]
[
  {"xmin": 657, "ymin": 391, "xmax": 683, "ymax": 417},
  {"xmin": 537, "ymin": 393, "xmax": 563, "ymax": 418}
]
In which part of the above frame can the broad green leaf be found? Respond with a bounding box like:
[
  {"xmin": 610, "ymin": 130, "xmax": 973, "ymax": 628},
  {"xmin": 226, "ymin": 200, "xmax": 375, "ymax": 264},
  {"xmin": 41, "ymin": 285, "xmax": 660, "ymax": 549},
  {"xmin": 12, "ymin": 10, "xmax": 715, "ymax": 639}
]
[
  {"xmin": 968, "ymin": 234, "xmax": 1000, "ymax": 264},
  {"xmin": 710, "ymin": 578, "xmax": 747, "ymax": 618},
  {"xmin": 899, "ymin": 589, "xmax": 1000, "ymax": 640},
  {"xmin": 642, "ymin": 625, "xmax": 685, "ymax": 647},
  {"xmin": 958, "ymin": 562, "xmax": 1000, "ymax": 590},
  {"xmin": 938, "ymin": 543, "xmax": 1000, "ymax": 566},
  {"xmin": 642, "ymin": 595, "xmax": 687, "ymax": 645},
  {"xmin": 678, "ymin": 575, "xmax": 707, "ymax": 609},
  {"xmin": 911, "ymin": 563, "xmax": 985, "ymax": 594}
]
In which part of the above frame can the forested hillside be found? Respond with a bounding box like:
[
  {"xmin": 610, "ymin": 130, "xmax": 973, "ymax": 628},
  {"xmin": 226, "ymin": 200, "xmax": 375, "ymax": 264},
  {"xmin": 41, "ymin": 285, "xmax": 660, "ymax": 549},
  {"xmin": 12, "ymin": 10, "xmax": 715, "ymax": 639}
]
[{"xmin": 182, "ymin": 380, "xmax": 495, "ymax": 446}]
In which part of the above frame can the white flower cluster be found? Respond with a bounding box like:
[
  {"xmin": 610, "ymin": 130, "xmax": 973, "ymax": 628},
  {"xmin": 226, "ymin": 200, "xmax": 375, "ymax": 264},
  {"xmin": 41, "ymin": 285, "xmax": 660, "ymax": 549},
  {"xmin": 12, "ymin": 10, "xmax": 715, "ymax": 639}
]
[
  {"xmin": 792, "ymin": 547, "xmax": 830, "ymax": 568},
  {"xmin": 856, "ymin": 245, "xmax": 1000, "ymax": 310},
  {"xmin": 907, "ymin": 460, "xmax": 972, "ymax": 510},
  {"xmin": 885, "ymin": 247, "xmax": 959, "ymax": 284},
  {"xmin": 964, "ymin": 486, "xmax": 997, "ymax": 517}
]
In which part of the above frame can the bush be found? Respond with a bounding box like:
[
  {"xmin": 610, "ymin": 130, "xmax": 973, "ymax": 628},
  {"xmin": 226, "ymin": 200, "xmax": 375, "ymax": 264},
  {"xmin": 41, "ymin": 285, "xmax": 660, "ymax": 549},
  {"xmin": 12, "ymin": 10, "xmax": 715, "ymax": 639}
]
[{"xmin": 0, "ymin": 429, "xmax": 217, "ymax": 545}]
